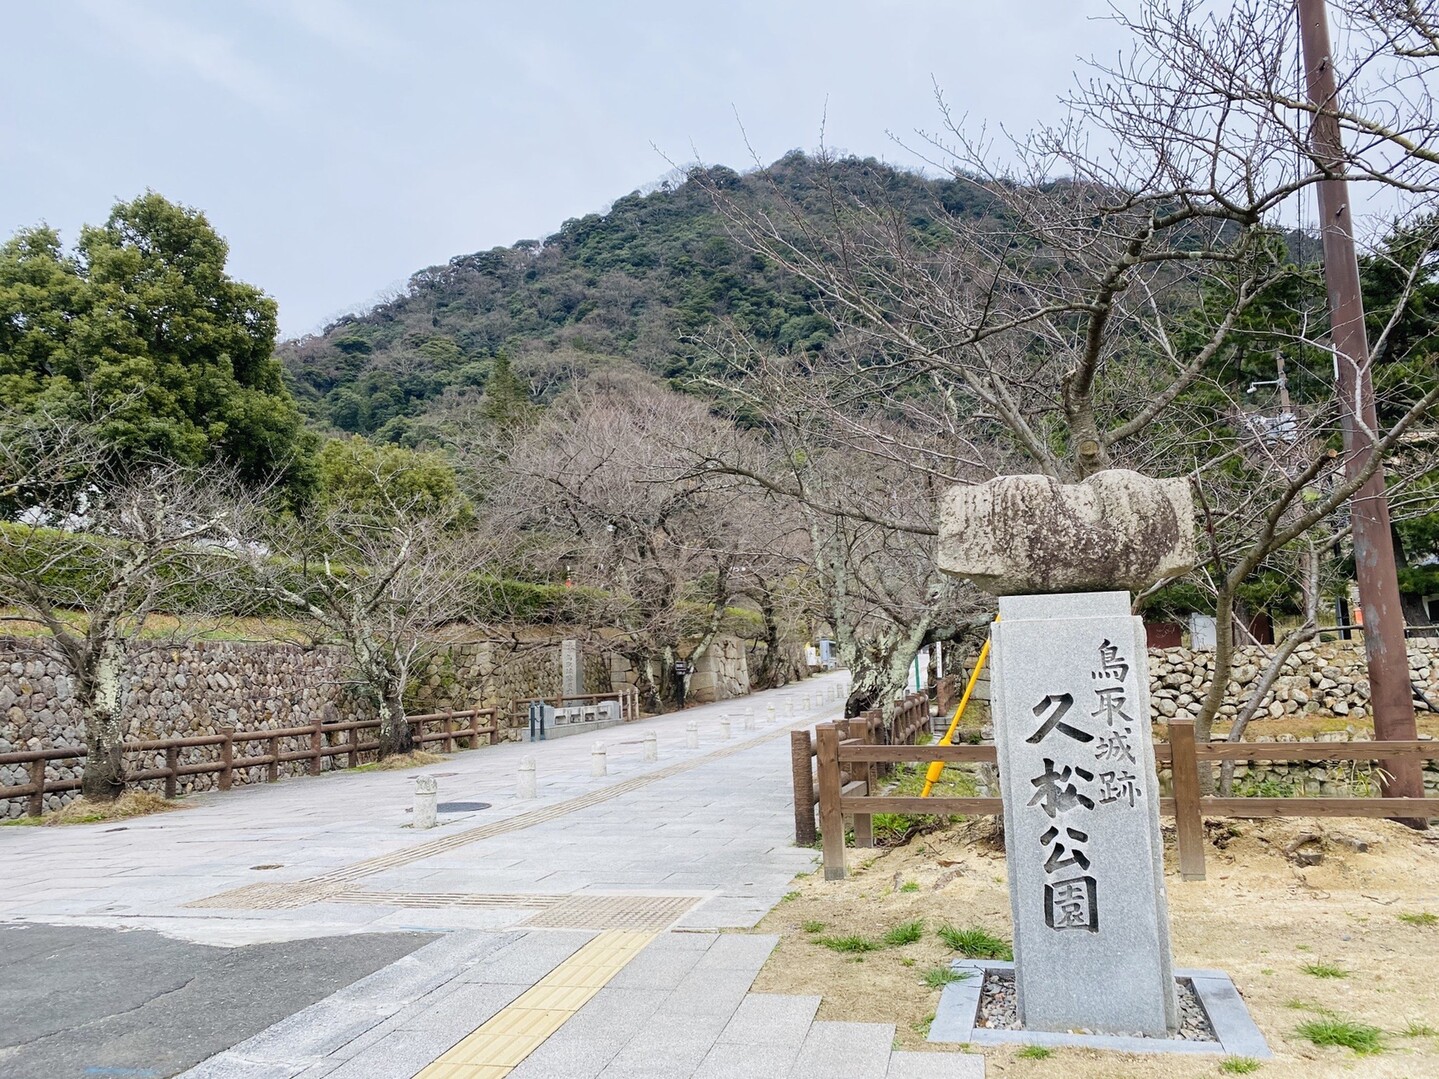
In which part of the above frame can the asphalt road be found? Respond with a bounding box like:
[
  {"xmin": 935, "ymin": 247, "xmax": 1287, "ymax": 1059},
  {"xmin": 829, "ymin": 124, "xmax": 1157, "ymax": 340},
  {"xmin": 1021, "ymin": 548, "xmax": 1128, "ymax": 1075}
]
[{"xmin": 0, "ymin": 923, "xmax": 433, "ymax": 1079}]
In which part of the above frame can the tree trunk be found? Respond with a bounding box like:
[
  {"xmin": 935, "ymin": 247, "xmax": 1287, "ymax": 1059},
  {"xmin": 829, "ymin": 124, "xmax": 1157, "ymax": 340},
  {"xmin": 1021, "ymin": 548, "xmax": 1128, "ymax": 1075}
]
[
  {"xmin": 375, "ymin": 674, "xmax": 413, "ymax": 758},
  {"xmin": 752, "ymin": 595, "xmax": 787, "ymax": 689},
  {"xmin": 80, "ymin": 641, "xmax": 126, "ymax": 801}
]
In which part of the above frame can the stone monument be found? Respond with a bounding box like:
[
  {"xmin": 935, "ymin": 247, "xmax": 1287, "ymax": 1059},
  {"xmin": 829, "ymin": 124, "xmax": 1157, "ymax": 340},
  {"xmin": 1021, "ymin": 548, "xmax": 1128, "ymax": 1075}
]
[
  {"xmin": 560, "ymin": 638, "xmax": 583, "ymax": 701},
  {"xmin": 939, "ymin": 469, "xmax": 1196, "ymax": 1037}
]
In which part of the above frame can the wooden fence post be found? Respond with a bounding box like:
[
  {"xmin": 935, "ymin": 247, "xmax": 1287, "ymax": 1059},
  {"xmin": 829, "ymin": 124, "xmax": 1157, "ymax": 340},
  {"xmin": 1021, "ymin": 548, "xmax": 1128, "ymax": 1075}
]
[
  {"xmin": 27, "ymin": 757, "xmax": 44, "ymax": 817},
  {"xmin": 852, "ymin": 719, "xmax": 874, "ymax": 848},
  {"xmin": 792, "ymin": 730, "xmax": 817, "ymax": 846},
  {"xmin": 816, "ymin": 722, "xmax": 847, "ymax": 880},
  {"xmin": 267, "ymin": 734, "xmax": 279, "ymax": 783},
  {"xmin": 444, "ymin": 711, "xmax": 456, "ymax": 754},
  {"xmin": 310, "ymin": 716, "xmax": 323, "ymax": 776},
  {"xmin": 347, "ymin": 723, "xmax": 359, "ymax": 768},
  {"xmin": 1169, "ymin": 719, "xmax": 1206, "ymax": 881},
  {"xmin": 165, "ymin": 745, "xmax": 179, "ymax": 799},
  {"xmin": 219, "ymin": 727, "xmax": 234, "ymax": 791}
]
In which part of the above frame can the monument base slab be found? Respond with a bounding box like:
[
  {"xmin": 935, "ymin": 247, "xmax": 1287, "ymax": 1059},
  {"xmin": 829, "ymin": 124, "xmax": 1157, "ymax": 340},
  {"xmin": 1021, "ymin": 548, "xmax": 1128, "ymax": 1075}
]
[{"xmin": 930, "ymin": 961, "xmax": 1271, "ymax": 1059}]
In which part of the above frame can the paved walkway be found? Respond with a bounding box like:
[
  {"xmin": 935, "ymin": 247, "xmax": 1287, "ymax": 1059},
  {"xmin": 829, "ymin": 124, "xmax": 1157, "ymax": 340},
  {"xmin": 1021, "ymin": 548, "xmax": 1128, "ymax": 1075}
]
[{"xmin": 0, "ymin": 674, "xmax": 984, "ymax": 1079}]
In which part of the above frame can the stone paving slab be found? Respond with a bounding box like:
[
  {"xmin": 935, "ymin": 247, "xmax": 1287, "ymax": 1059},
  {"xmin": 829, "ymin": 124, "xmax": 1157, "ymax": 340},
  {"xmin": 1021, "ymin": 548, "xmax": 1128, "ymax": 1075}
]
[{"xmin": 6, "ymin": 674, "xmax": 986, "ymax": 1078}]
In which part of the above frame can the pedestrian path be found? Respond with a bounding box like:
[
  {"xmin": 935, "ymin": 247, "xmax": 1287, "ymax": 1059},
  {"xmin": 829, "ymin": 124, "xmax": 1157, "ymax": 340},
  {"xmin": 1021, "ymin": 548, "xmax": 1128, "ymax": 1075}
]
[{"xmin": 0, "ymin": 674, "xmax": 985, "ymax": 1078}]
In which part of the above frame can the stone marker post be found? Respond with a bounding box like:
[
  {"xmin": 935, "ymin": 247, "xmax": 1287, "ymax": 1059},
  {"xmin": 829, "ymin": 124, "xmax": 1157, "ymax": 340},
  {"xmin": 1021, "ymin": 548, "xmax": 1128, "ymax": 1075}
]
[
  {"xmin": 939, "ymin": 470, "xmax": 1196, "ymax": 1037},
  {"xmin": 517, "ymin": 756, "xmax": 537, "ymax": 799},
  {"xmin": 591, "ymin": 742, "xmax": 607, "ymax": 777},
  {"xmin": 413, "ymin": 776, "xmax": 438, "ymax": 829},
  {"xmin": 686, "ymin": 720, "xmax": 699, "ymax": 749}
]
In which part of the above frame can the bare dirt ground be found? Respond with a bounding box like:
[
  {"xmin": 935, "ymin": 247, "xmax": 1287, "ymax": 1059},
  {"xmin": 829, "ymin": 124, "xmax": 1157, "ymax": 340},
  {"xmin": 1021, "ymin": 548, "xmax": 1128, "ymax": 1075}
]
[{"xmin": 752, "ymin": 814, "xmax": 1439, "ymax": 1077}]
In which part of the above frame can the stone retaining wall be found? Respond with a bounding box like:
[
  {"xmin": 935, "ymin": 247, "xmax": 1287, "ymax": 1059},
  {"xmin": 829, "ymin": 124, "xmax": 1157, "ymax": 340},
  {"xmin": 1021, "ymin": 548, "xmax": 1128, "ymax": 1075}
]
[
  {"xmin": 2, "ymin": 630, "xmax": 759, "ymax": 816},
  {"xmin": 1147, "ymin": 639, "xmax": 1439, "ymax": 723},
  {"xmin": 1, "ymin": 637, "xmax": 369, "ymax": 817}
]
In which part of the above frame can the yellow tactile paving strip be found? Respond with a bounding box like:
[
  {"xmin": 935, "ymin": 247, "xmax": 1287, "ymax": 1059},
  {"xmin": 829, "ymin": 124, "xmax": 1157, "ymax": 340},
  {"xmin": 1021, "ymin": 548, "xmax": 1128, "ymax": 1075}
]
[{"xmin": 412, "ymin": 929, "xmax": 656, "ymax": 1079}]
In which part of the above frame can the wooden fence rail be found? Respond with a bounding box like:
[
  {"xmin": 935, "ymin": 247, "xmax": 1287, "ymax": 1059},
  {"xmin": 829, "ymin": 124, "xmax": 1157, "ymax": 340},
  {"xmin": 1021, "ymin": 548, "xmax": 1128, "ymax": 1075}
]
[
  {"xmin": 791, "ymin": 692, "xmax": 932, "ymax": 846},
  {"xmin": 809, "ymin": 717, "xmax": 1439, "ymax": 881},
  {"xmin": 0, "ymin": 707, "xmax": 501, "ymax": 818}
]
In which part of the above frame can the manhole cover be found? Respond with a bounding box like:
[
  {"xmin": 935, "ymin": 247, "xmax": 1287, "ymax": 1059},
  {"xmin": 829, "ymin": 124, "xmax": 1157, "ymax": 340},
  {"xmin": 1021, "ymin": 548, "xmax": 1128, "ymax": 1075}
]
[{"xmin": 437, "ymin": 802, "xmax": 490, "ymax": 813}]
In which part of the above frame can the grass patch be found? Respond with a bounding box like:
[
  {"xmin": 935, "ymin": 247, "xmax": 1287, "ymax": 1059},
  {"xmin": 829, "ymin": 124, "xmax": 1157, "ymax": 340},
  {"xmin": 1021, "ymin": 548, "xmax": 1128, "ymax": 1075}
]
[
  {"xmin": 39, "ymin": 791, "xmax": 183, "ymax": 826},
  {"xmin": 1295, "ymin": 1016, "xmax": 1384, "ymax": 1055},
  {"xmin": 912, "ymin": 1013, "xmax": 935, "ymax": 1038},
  {"xmin": 1219, "ymin": 1059, "xmax": 1261, "ymax": 1075},
  {"xmin": 1404, "ymin": 1021, "xmax": 1438, "ymax": 1037},
  {"xmin": 801, "ymin": 920, "xmax": 826, "ymax": 934},
  {"xmin": 1016, "ymin": 1045, "xmax": 1053, "ymax": 1059},
  {"xmin": 780, "ymin": 890, "xmax": 801, "ymax": 903},
  {"xmin": 883, "ymin": 920, "xmax": 925, "ymax": 947},
  {"xmin": 1283, "ymin": 998, "xmax": 1325, "ymax": 1012},
  {"xmin": 351, "ymin": 749, "xmax": 447, "ymax": 772},
  {"xmin": 816, "ymin": 934, "xmax": 880, "ymax": 954},
  {"xmin": 937, "ymin": 924, "xmax": 1013, "ymax": 960},
  {"xmin": 871, "ymin": 763, "xmax": 978, "ymax": 843},
  {"xmin": 921, "ymin": 966, "xmax": 972, "ymax": 989},
  {"xmin": 899, "ymin": 881, "xmax": 921, "ymax": 893},
  {"xmin": 1300, "ymin": 962, "xmax": 1348, "ymax": 979},
  {"xmin": 1398, "ymin": 911, "xmax": 1437, "ymax": 927}
]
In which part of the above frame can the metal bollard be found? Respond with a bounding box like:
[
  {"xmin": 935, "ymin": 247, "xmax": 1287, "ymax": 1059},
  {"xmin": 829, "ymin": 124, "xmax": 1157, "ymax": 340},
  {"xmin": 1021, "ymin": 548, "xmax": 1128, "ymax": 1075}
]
[
  {"xmin": 591, "ymin": 742, "xmax": 607, "ymax": 777},
  {"xmin": 720, "ymin": 718, "xmax": 731, "ymax": 740},
  {"xmin": 686, "ymin": 720, "xmax": 699, "ymax": 749},
  {"xmin": 517, "ymin": 756, "xmax": 537, "ymax": 799},
  {"xmin": 414, "ymin": 775, "xmax": 438, "ymax": 829},
  {"xmin": 644, "ymin": 731, "xmax": 658, "ymax": 761}
]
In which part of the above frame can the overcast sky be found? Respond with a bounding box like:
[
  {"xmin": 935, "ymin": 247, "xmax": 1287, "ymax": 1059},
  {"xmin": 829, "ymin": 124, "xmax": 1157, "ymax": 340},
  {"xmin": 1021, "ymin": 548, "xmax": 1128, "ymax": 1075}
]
[{"xmin": 2, "ymin": 1, "xmax": 1127, "ymax": 338}]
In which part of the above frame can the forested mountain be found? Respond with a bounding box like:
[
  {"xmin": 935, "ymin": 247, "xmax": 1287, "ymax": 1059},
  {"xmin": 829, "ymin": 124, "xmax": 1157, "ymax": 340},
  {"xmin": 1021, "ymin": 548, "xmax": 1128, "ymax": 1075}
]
[{"xmin": 277, "ymin": 152, "xmax": 1003, "ymax": 443}]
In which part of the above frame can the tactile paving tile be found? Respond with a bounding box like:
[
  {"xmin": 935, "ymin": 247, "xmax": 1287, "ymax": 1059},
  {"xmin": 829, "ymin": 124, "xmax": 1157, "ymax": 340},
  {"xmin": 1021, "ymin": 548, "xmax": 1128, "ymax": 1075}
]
[
  {"xmin": 412, "ymin": 929, "xmax": 655, "ymax": 1078},
  {"xmin": 519, "ymin": 893, "xmax": 699, "ymax": 931}
]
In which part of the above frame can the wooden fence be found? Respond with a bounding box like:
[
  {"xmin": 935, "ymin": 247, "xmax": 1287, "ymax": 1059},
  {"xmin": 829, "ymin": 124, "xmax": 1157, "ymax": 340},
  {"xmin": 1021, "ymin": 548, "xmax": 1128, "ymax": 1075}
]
[
  {"xmin": 0, "ymin": 706, "xmax": 501, "ymax": 818},
  {"xmin": 791, "ymin": 692, "xmax": 932, "ymax": 846},
  {"xmin": 809, "ymin": 717, "xmax": 1439, "ymax": 881}
]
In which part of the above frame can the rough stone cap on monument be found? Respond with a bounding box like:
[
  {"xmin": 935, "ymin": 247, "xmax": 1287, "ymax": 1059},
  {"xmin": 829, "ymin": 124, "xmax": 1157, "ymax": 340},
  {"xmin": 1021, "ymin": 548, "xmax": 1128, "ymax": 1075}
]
[{"xmin": 938, "ymin": 469, "xmax": 1197, "ymax": 596}]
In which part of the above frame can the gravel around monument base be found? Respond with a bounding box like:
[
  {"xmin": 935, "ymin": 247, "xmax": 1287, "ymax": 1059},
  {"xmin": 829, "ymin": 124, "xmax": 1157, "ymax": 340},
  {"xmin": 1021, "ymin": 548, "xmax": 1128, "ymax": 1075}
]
[{"xmin": 750, "ymin": 816, "xmax": 1439, "ymax": 1078}]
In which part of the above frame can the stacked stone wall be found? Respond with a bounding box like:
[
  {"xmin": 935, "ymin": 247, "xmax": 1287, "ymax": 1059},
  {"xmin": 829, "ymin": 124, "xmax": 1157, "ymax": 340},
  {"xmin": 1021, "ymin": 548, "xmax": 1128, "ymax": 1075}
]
[
  {"xmin": 3, "ymin": 630, "xmax": 760, "ymax": 815},
  {"xmin": 1, "ymin": 637, "xmax": 369, "ymax": 817},
  {"xmin": 1146, "ymin": 639, "xmax": 1439, "ymax": 723}
]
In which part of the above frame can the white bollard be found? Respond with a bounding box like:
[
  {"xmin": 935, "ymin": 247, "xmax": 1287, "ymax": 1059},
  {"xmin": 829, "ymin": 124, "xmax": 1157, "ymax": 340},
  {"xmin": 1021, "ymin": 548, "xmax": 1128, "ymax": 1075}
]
[
  {"xmin": 719, "ymin": 718, "xmax": 731, "ymax": 740},
  {"xmin": 743, "ymin": 711, "xmax": 755, "ymax": 731},
  {"xmin": 517, "ymin": 756, "xmax": 537, "ymax": 799},
  {"xmin": 686, "ymin": 720, "xmax": 699, "ymax": 749},
  {"xmin": 413, "ymin": 775, "xmax": 438, "ymax": 829},
  {"xmin": 766, "ymin": 704, "xmax": 776, "ymax": 725},
  {"xmin": 644, "ymin": 731, "xmax": 658, "ymax": 761},
  {"xmin": 591, "ymin": 742, "xmax": 607, "ymax": 777},
  {"xmin": 787, "ymin": 699, "xmax": 795, "ymax": 716}
]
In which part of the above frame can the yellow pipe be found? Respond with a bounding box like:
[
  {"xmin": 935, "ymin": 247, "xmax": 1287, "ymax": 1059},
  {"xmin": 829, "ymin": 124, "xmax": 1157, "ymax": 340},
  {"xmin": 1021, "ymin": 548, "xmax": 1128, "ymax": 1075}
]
[{"xmin": 920, "ymin": 616, "xmax": 997, "ymax": 798}]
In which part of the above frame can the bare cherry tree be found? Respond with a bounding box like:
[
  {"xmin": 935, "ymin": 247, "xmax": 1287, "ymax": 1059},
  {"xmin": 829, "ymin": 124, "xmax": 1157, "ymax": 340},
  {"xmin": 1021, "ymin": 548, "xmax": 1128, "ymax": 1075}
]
[
  {"xmin": 497, "ymin": 371, "xmax": 777, "ymax": 711},
  {"xmin": 1, "ymin": 413, "xmax": 257, "ymax": 798},
  {"xmin": 255, "ymin": 468, "xmax": 490, "ymax": 759}
]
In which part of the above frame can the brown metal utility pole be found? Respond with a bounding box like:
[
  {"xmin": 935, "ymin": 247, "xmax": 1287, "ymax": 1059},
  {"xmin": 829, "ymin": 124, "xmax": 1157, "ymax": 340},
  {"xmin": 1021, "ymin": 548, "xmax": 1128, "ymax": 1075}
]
[{"xmin": 1297, "ymin": 0, "xmax": 1424, "ymax": 811}]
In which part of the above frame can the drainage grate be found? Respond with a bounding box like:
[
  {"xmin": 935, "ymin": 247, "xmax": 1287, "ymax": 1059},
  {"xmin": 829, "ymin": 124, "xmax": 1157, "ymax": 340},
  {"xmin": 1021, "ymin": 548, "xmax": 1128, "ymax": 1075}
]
[{"xmin": 437, "ymin": 802, "xmax": 491, "ymax": 812}]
